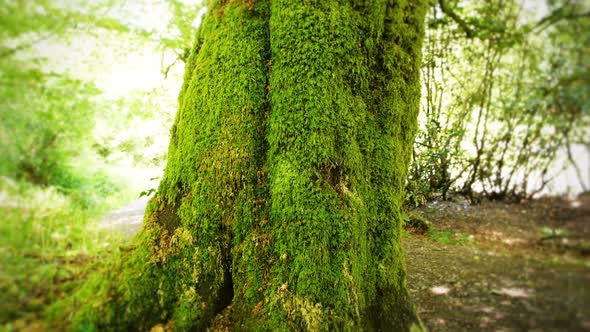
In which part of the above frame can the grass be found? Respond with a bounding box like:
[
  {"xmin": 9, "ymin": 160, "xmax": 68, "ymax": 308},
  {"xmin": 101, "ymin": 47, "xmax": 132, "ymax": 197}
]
[
  {"xmin": 538, "ymin": 226, "xmax": 572, "ymax": 238},
  {"xmin": 0, "ymin": 176, "xmax": 128, "ymax": 330},
  {"xmin": 427, "ymin": 228, "xmax": 473, "ymax": 246}
]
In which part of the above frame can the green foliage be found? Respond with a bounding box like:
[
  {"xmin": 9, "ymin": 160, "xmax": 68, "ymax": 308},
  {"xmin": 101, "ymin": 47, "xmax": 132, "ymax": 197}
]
[
  {"xmin": 539, "ymin": 226, "xmax": 571, "ymax": 238},
  {"xmin": 92, "ymin": 89, "xmax": 176, "ymax": 168},
  {"xmin": 408, "ymin": 0, "xmax": 590, "ymax": 203},
  {"xmin": 0, "ymin": 58, "xmax": 131, "ymax": 209},
  {"xmin": 0, "ymin": 178, "xmax": 123, "ymax": 328},
  {"xmin": 0, "ymin": 0, "xmax": 135, "ymax": 59},
  {"xmin": 427, "ymin": 228, "xmax": 472, "ymax": 246},
  {"xmin": 0, "ymin": 0, "xmax": 176, "ymax": 329},
  {"xmin": 0, "ymin": 63, "xmax": 95, "ymax": 186},
  {"xmin": 160, "ymin": 0, "xmax": 204, "ymax": 56},
  {"xmin": 0, "ymin": 0, "xmax": 159, "ymax": 205}
]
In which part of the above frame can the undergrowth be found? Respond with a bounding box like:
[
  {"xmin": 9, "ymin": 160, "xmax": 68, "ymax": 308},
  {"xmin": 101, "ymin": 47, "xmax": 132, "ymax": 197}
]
[
  {"xmin": 401, "ymin": 211, "xmax": 473, "ymax": 246},
  {"xmin": 427, "ymin": 228, "xmax": 473, "ymax": 246},
  {"xmin": 0, "ymin": 176, "xmax": 127, "ymax": 331}
]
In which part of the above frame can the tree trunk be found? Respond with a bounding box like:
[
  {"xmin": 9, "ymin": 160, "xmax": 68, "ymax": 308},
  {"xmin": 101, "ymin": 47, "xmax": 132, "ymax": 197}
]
[{"xmin": 71, "ymin": 1, "xmax": 427, "ymax": 330}]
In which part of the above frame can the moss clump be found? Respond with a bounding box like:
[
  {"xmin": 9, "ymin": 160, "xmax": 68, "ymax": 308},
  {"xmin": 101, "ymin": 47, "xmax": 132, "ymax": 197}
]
[
  {"xmin": 62, "ymin": 0, "xmax": 428, "ymax": 330},
  {"xmin": 404, "ymin": 211, "xmax": 432, "ymax": 234}
]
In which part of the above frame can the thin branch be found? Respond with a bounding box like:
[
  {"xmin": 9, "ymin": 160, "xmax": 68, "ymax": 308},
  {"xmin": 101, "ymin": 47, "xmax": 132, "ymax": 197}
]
[
  {"xmin": 438, "ymin": 0, "xmax": 476, "ymax": 38},
  {"xmin": 0, "ymin": 27, "xmax": 65, "ymax": 59},
  {"xmin": 0, "ymin": 0, "xmax": 124, "ymax": 59},
  {"xmin": 566, "ymin": 140, "xmax": 589, "ymax": 192},
  {"xmin": 534, "ymin": 2, "xmax": 590, "ymax": 32},
  {"xmin": 162, "ymin": 55, "xmax": 182, "ymax": 79}
]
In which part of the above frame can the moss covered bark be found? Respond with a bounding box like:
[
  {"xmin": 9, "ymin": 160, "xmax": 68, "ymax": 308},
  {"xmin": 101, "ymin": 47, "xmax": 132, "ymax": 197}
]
[{"xmin": 67, "ymin": 0, "xmax": 427, "ymax": 330}]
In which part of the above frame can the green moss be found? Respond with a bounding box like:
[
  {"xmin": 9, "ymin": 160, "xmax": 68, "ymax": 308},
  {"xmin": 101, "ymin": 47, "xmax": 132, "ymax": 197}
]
[
  {"xmin": 61, "ymin": 0, "xmax": 428, "ymax": 330},
  {"xmin": 259, "ymin": 0, "xmax": 427, "ymax": 329},
  {"xmin": 404, "ymin": 210, "xmax": 432, "ymax": 234}
]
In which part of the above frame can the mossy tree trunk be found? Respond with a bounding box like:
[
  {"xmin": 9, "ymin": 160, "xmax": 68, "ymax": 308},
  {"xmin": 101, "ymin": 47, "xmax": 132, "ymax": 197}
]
[{"xmin": 73, "ymin": 0, "xmax": 427, "ymax": 330}]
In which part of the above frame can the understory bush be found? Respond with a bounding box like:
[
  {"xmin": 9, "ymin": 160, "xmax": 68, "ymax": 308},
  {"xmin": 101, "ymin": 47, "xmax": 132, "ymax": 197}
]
[
  {"xmin": 407, "ymin": 0, "xmax": 590, "ymax": 205},
  {"xmin": 0, "ymin": 177, "xmax": 125, "ymax": 330}
]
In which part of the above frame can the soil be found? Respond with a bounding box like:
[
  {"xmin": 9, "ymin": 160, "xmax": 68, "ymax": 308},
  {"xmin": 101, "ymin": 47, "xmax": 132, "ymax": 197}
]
[{"xmin": 406, "ymin": 195, "xmax": 590, "ymax": 331}]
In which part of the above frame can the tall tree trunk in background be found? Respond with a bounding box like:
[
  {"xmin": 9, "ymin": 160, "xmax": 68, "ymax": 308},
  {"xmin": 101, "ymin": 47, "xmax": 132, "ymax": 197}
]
[{"xmin": 73, "ymin": 1, "xmax": 427, "ymax": 330}]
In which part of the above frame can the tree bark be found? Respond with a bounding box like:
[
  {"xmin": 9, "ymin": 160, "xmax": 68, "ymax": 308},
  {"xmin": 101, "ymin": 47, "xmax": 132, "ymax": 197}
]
[{"xmin": 71, "ymin": 1, "xmax": 427, "ymax": 330}]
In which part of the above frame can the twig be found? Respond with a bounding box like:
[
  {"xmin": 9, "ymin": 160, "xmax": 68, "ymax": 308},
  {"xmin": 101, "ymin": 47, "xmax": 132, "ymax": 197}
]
[{"xmin": 438, "ymin": 0, "xmax": 476, "ymax": 38}]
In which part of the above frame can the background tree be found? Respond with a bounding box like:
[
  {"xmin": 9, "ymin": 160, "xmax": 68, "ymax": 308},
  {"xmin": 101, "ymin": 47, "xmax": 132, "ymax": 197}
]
[
  {"xmin": 0, "ymin": 0, "xmax": 192, "ymax": 324},
  {"xmin": 0, "ymin": 0, "xmax": 190, "ymax": 203},
  {"xmin": 408, "ymin": 0, "xmax": 590, "ymax": 204},
  {"xmin": 65, "ymin": 0, "xmax": 428, "ymax": 330},
  {"xmin": 0, "ymin": 0, "xmax": 136, "ymax": 207}
]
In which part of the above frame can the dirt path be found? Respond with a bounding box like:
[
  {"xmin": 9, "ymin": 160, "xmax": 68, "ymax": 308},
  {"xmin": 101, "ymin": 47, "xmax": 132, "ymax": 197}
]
[
  {"xmin": 406, "ymin": 196, "xmax": 590, "ymax": 331},
  {"xmin": 99, "ymin": 198, "xmax": 148, "ymax": 238},
  {"xmin": 405, "ymin": 236, "xmax": 590, "ymax": 331}
]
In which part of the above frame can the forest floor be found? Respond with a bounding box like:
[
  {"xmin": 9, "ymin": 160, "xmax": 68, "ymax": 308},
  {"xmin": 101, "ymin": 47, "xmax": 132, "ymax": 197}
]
[
  {"xmin": 30, "ymin": 195, "xmax": 587, "ymax": 331},
  {"xmin": 406, "ymin": 195, "xmax": 590, "ymax": 331}
]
